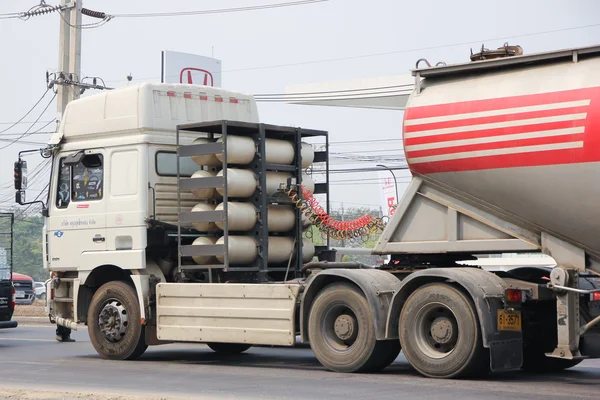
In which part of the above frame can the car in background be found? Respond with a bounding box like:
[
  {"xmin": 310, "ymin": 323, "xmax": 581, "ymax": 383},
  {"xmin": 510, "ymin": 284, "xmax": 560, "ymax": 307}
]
[
  {"xmin": 34, "ymin": 281, "xmax": 46, "ymax": 299},
  {"xmin": 0, "ymin": 276, "xmax": 17, "ymax": 329},
  {"xmin": 12, "ymin": 272, "xmax": 35, "ymax": 305}
]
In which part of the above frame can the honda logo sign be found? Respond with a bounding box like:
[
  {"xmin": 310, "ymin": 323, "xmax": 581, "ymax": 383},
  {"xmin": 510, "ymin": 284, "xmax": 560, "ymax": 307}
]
[
  {"xmin": 179, "ymin": 68, "xmax": 215, "ymax": 86},
  {"xmin": 161, "ymin": 50, "xmax": 222, "ymax": 87}
]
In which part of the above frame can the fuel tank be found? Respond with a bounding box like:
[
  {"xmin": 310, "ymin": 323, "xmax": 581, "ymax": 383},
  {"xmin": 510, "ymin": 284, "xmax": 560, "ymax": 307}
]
[{"xmin": 403, "ymin": 48, "xmax": 600, "ymax": 255}]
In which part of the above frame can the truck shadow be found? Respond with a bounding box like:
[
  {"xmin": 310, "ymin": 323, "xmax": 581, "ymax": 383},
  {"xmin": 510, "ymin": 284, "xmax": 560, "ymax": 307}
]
[
  {"xmin": 481, "ymin": 368, "xmax": 600, "ymax": 386},
  {"xmin": 77, "ymin": 345, "xmax": 600, "ymax": 385},
  {"xmin": 78, "ymin": 346, "xmax": 418, "ymax": 375}
]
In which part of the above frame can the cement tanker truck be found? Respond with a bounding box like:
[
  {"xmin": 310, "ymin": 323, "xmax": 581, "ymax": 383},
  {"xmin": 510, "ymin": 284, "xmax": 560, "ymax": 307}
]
[{"xmin": 15, "ymin": 43, "xmax": 600, "ymax": 378}]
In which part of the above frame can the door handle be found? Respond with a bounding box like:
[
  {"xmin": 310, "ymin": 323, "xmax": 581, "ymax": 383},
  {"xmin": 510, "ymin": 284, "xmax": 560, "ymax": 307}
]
[{"xmin": 93, "ymin": 236, "xmax": 105, "ymax": 243}]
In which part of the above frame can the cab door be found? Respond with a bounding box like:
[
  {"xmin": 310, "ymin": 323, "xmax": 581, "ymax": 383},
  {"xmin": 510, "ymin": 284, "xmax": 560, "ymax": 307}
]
[{"xmin": 47, "ymin": 149, "xmax": 107, "ymax": 270}]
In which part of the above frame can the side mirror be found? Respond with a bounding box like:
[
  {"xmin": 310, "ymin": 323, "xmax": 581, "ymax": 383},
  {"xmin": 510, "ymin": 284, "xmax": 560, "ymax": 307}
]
[{"xmin": 64, "ymin": 151, "xmax": 84, "ymax": 166}]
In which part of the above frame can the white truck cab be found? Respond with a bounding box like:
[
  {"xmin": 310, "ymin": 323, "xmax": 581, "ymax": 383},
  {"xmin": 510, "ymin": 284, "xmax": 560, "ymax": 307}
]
[{"xmin": 41, "ymin": 83, "xmax": 259, "ymax": 337}]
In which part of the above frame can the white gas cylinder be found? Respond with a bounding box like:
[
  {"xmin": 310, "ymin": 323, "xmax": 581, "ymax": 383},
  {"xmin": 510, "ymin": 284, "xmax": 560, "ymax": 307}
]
[
  {"xmin": 215, "ymin": 135, "xmax": 255, "ymax": 164},
  {"xmin": 191, "ymin": 137, "xmax": 221, "ymax": 166},
  {"xmin": 190, "ymin": 203, "xmax": 218, "ymax": 232},
  {"xmin": 216, "ymin": 168, "xmax": 257, "ymax": 198},
  {"xmin": 190, "ymin": 170, "xmax": 218, "ymax": 199},
  {"xmin": 191, "ymin": 236, "xmax": 218, "ymax": 265},
  {"xmin": 215, "ymin": 236, "xmax": 258, "ymax": 264}
]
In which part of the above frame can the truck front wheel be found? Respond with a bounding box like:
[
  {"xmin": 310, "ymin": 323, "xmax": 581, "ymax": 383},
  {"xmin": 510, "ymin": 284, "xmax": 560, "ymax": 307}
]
[
  {"xmin": 88, "ymin": 281, "xmax": 148, "ymax": 360},
  {"xmin": 308, "ymin": 282, "xmax": 399, "ymax": 373},
  {"xmin": 399, "ymin": 283, "xmax": 489, "ymax": 378}
]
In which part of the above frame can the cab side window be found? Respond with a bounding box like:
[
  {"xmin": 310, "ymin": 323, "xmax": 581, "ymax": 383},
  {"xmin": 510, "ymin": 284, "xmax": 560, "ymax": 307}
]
[
  {"xmin": 72, "ymin": 154, "xmax": 103, "ymax": 202},
  {"xmin": 56, "ymin": 158, "xmax": 70, "ymax": 209}
]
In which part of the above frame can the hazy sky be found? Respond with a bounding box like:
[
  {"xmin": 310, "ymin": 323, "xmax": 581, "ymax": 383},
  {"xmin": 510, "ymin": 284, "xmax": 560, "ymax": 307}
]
[{"xmin": 0, "ymin": 0, "xmax": 599, "ymax": 214}]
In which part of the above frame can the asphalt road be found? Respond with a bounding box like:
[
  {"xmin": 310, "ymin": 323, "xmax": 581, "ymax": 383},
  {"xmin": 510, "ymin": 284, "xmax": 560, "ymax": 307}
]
[{"xmin": 2, "ymin": 325, "xmax": 600, "ymax": 400}]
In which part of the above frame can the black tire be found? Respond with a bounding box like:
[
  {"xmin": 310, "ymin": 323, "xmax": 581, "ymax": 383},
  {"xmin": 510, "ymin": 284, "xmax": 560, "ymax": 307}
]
[
  {"xmin": 88, "ymin": 281, "xmax": 147, "ymax": 360},
  {"xmin": 399, "ymin": 283, "xmax": 489, "ymax": 379},
  {"xmin": 39, "ymin": 292, "xmax": 46, "ymax": 300},
  {"xmin": 366, "ymin": 340, "xmax": 401, "ymax": 372},
  {"xmin": 207, "ymin": 342, "xmax": 252, "ymax": 354},
  {"xmin": 308, "ymin": 282, "xmax": 386, "ymax": 373}
]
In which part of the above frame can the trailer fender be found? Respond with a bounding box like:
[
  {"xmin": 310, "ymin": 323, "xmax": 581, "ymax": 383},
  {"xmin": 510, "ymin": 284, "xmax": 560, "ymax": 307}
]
[
  {"xmin": 300, "ymin": 269, "xmax": 402, "ymax": 343},
  {"xmin": 386, "ymin": 267, "xmax": 517, "ymax": 347}
]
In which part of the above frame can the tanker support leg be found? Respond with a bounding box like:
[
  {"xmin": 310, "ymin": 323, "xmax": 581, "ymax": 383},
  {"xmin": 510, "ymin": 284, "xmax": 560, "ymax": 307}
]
[{"xmin": 544, "ymin": 233, "xmax": 586, "ymax": 360}]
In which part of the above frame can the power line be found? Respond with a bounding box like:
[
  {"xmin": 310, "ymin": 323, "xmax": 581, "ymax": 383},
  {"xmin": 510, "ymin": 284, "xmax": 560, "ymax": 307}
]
[
  {"xmin": 0, "ymin": 93, "xmax": 57, "ymax": 150},
  {"xmin": 331, "ymin": 148, "xmax": 404, "ymax": 154},
  {"xmin": 1, "ymin": 2, "xmax": 111, "ymax": 28},
  {"xmin": 329, "ymin": 138, "xmax": 404, "ymax": 145},
  {"xmin": 326, "ymin": 166, "xmax": 409, "ymax": 173},
  {"xmin": 0, "ymin": 89, "xmax": 50, "ymax": 134},
  {"xmin": 111, "ymin": 0, "xmax": 328, "ymax": 18},
  {"xmin": 331, "ymin": 176, "xmax": 412, "ymax": 184},
  {"xmin": 255, "ymin": 89, "xmax": 413, "ymax": 102},
  {"xmin": 0, "ymin": 138, "xmax": 47, "ymax": 146},
  {"xmin": 254, "ymin": 84, "xmax": 413, "ymax": 98},
  {"xmin": 57, "ymin": 8, "xmax": 112, "ymax": 29},
  {"xmin": 0, "ymin": 131, "xmax": 54, "ymax": 137},
  {"xmin": 330, "ymin": 179, "xmax": 412, "ymax": 186},
  {"xmin": 105, "ymin": 21, "xmax": 600, "ymax": 84},
  {"xmin": 0, "ymin": 120, "xmax": 53, "ymax": 126}
]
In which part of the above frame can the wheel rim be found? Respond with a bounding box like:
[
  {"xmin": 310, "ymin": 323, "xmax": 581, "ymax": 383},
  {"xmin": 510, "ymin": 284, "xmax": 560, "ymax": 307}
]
[
  {"xmin": 413, "ymin": 302, "xmax": 459, "ymax": 359},
  {"xmin": 320, "ymin": 302, "xmax": 359, "ymax": 352},
  {"xmin": 98, "ymin": 299, "xmax": 129, "ymax": 343}
]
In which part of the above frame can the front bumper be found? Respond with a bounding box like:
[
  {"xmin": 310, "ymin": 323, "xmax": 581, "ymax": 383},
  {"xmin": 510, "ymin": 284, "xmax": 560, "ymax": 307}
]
[
  {"xmin": 0, "ymin": 320, "xmax": 17, "ymax": 329},
  {"xmin": 15, "ymin": 292, "xmax": 35, "ymax": 304}
]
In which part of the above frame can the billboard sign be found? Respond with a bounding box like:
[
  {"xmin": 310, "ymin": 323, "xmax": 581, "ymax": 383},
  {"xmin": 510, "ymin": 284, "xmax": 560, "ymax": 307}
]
[
  {"xmin": 161, "ymin": 51, "xmax": 222, "ymax": 87},
  {"xmin": 378, "ymin": 170, "xmax": 397, "ymax": 218}
]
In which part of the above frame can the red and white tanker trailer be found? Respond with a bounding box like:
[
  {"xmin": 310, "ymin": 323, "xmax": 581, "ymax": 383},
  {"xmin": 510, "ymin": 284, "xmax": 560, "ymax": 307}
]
[{"xmin": 17, "ymin": 43, "xmax": 600, "ymax": 378}]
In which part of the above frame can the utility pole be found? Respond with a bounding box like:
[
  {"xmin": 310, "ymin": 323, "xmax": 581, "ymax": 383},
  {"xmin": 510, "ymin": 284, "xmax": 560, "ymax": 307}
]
[{"xmin": 56, "ymin": 0, "xmax": 82, "ymax": 119}]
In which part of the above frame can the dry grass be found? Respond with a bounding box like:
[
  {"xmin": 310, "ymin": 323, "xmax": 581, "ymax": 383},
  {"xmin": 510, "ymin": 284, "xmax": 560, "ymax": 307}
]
[{"xmin": 12, "ymin": 298, "xmax": 46, "ymax": 317}]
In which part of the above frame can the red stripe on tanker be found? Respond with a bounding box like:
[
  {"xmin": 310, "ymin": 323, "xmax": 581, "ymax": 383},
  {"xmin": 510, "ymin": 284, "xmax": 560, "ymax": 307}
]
[{"xmin": 403, "ymin": 86, "xmax": 600, "ymax": 174}]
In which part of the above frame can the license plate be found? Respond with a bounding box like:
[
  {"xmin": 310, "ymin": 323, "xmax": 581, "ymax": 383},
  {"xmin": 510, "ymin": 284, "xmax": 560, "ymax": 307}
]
[
  {"xmin": 15, "ymin": 291, "xmax": 25, "ymax": 298},
  {"xmin": 498, "ymin": 309, "xmax": 521, "ymax": 331}
]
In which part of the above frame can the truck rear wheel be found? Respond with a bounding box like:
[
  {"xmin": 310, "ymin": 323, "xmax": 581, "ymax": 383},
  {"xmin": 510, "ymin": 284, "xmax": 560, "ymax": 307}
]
[
  {"xmin": 308, "ymin": 282, "xmax": 397, "ymax": 373},
  {"xmin": 88, "ymin": 281, "xmax": 148, "ymax": 360},
  {"xmin": 399, "ymin": 283, "xmax": 488, "ymax": 378},
  {"xmin": 207, "ymin": 342, "xmax": 252, "ymax": 354}
]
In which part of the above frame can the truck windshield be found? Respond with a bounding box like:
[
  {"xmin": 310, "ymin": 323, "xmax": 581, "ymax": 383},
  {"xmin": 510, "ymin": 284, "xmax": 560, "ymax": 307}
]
[{"xmin": 0, "ymin": 266, "xmax": 9, "ymax": 281}]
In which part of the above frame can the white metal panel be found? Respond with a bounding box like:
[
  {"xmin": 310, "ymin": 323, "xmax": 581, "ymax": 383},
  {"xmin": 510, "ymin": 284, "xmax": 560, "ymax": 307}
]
[
  {"xmin": 374, "ymin": 178, "xmax": 540, "ymax": 255},
  {"xmin": 51, "ymin": 83, "xmax": 259, "ymax": 145},
  {"xmin": 110, "ymin": 149, "xmax": 139, "ymax": 196},
  {"xmin": 79, "ymin": 249, "xmax": 145, "ymax": 271},
  {"xmin": 156, "ymin": 283, "xmax": 300, "ymax": 346}
]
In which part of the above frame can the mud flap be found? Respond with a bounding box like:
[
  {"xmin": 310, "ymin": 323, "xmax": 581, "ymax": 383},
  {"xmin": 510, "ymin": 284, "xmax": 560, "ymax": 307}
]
[{"xmin": 489, "ymin": 339, "xmax": 523, "ymax": 371}]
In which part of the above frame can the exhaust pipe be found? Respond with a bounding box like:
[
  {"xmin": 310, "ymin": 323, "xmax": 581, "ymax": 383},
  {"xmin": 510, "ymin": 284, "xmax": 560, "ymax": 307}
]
[{"xmin": 55, "ymin": 317, "xmax": 78, "ymax": 331}]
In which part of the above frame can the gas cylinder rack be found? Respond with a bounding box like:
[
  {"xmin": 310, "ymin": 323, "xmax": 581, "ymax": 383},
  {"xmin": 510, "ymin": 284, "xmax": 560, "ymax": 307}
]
[{"xmin": 175, "ymin": 120, "xmax": 330, "ymax": 283}]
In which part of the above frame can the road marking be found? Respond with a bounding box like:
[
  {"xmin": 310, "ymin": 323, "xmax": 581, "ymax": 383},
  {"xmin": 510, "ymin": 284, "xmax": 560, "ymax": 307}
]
[
  {"xmin": 0, "ymin": 337, "xmax": 57, "ymax": 342},
  {"xmin": 4, "ymin": 361, "xmax": 60, "ymax": 365}
]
